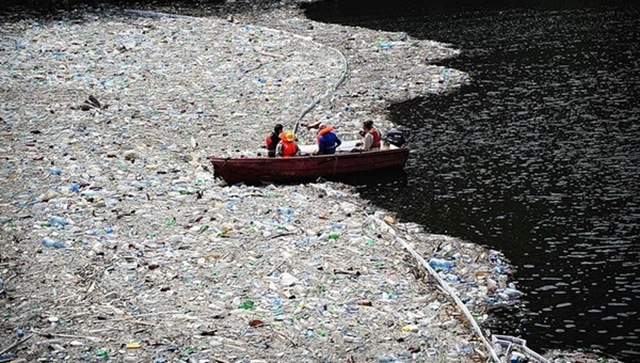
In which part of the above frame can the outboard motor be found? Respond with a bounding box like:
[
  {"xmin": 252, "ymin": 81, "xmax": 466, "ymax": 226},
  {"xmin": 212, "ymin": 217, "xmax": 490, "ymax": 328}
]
[{"xmin": 383, "ymin": 128, "xmax": 409, "ymax": 147}]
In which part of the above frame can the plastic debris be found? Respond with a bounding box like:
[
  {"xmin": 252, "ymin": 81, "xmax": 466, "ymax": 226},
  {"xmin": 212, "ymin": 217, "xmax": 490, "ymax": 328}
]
[
  {"xmin": 428, "ymin": 257, "xmax": 453, "ymax": 271},
  {"xmin": 41, "ymin": 237, "xmax": 66, "ymax": 249},
  {"xmin": 0, "ymin": 3, "xmax": 595, "ymax": 363},
  {"xmin": 95, "ymin": 349, "xmax": 109, "ymax": 359}
]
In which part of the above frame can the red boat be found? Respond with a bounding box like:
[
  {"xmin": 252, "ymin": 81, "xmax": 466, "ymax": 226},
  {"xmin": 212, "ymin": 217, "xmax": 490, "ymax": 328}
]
[{"xmin": 209, "ymin": 141, "xmax": 410, "ymax": 185}]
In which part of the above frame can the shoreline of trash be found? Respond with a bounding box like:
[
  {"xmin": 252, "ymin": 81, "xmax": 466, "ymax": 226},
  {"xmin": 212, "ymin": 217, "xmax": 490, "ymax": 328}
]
[{"xmin": 0, "ymin": 2, "xmax": 621, "ymax": 362}]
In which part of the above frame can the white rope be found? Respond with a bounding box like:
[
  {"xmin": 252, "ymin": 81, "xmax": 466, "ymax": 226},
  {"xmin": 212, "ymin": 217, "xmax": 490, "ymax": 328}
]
[
  {"xmin": 397, "ymin": 235, "xmax": 503, "ymax": 362},
  {"xmin": 367, "ymin": 215, "xmax": 552, "ymax": 363},
  {"xmin": 366, "ymin": 215, "xmax": 501, "ymax": 362}
]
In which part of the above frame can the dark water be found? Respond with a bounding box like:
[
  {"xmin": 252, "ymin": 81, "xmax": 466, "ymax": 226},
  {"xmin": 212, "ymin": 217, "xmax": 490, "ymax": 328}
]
[{"xmin": 304, "ymin": 0, "xmax": 640, "ymax": 361}]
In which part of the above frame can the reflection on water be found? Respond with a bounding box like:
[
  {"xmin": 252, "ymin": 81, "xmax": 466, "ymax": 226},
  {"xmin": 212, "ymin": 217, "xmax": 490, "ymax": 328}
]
[
  {"xmin": 305, "ymin": 0, "xmax": 640, "ymax": 360},
  {"xmin": 338, "ymin": 169, "xmax": 408, "ymax": 188}
]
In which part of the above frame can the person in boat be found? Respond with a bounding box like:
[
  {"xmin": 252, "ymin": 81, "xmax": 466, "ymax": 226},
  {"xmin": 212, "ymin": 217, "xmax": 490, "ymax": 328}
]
[
  {"xmin": 306, "ymin": 122, "xmax": 342, "ymax": 154},
  {"xmin": 359, "ymin": 120, "xmax": 382, "ymax": 151},
  {"xmin": 265, "ymin": 123, "xmax": 283, "ymax": 157},
  {"xmin": 275, "ymin": 131, "xmax": 301, "ymax": 157}
]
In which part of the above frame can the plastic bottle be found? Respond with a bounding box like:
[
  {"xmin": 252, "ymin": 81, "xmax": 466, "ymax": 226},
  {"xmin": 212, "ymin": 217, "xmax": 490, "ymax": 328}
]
[
  {"xmin": 95, "ymin": 349, "xmax": 109, "ymax": 359},
  {"xmin": 428, "ymin": 258, "xmax": 452, "ymax": 272},
  {"xmin": 42, "ymin": 237, "xmax": 65, "ymax": 249},
  {"xmin": 443, "ymin": 273, "xmax": 459, "ymax": 282},
  {"xmin": 277, "ymin": 207, "xmax": 293, "ymax": 223},
  {"xmin": 502, "ymin": 287, "xmax": 523, "ymax": 299},
  {"xmin": 239, "ymin": 300, "xmax": 254, "ymax": 310},
  {"xmin": 49, "ymin": 216, "xmax": 69, "ymax": 228},
  {"xmin": 510, "ymin": 352, "xmax": 526, "ymax": 363},
  {"xmin": 493, "ymin": 266, "xmax": 506, "ymax": 275}
]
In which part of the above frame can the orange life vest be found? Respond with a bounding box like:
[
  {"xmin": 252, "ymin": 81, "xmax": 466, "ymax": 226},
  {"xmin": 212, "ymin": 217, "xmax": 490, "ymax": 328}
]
[
  {"xmin": 316, "ymin": 125, "xmax": 335, "ymax": 141},
  {"xmin": 279, "ymin": 134, "xmax": 298, "ymax": 157},
  {"xmin": 370, "ymin": 128, "xmax": 381, "ymax": 149}
]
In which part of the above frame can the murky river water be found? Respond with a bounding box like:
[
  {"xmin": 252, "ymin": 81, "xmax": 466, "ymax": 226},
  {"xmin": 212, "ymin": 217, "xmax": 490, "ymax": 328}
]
[{"xmin": 305, "ymin": 0, "xmax": 640, "ymax": 360}]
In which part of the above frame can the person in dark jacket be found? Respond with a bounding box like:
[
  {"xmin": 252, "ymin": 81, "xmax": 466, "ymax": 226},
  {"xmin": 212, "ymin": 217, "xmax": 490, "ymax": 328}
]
[{"xmin": 265, "ymin": 123, "xmax": 283, "ymax": 157}]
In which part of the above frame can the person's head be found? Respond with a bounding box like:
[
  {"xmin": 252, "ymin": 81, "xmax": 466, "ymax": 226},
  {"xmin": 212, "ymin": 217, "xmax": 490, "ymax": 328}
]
[
  {"xmin": 363, "ymin": 120, "xmax": 374, "ymax": 131},
  {"xmin": 319, "ymin": 123, "xmax": 327, "ymax": 130},
  {"xmin": 274, "ymin": 123, "xmax": 283, "ymax": 133}
]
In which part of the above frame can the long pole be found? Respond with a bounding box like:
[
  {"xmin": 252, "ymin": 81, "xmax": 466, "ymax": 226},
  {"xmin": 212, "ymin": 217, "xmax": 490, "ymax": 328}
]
[{"xmin": 292, "ymin": 47, "xmax": 348, "ymax": 137}]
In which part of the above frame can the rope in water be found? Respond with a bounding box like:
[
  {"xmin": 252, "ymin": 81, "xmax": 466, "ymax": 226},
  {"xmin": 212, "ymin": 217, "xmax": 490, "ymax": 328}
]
[{"xmin": 368, "ymin": 215, "xmax": 550, "ymax": 363}]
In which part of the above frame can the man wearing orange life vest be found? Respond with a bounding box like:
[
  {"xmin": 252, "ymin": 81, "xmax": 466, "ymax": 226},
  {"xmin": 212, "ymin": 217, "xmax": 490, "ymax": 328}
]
[
  {"xmin": 275, "ymin": 131, "xmax": 301, "ymax": 157},
  {"xmin": 316, "ymin": 123, "xmax": 342, "ymax": 155},
  {"xmin": 360, "ymin": 120, "xmax": 381, "ymax": 150}
]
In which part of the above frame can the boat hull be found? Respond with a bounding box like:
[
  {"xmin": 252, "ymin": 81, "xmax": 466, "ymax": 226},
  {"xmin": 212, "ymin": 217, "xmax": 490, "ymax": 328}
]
[{"xmin": 209, "ymin": 148, "xmax": 409, "ymax": 185}]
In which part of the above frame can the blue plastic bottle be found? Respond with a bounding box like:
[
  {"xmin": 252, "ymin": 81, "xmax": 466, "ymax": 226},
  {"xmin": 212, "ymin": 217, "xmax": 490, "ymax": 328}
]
[
  {"xmin": 42, "ymin": 237, "xmax": 65, "ymax": 249},
  {"xmin": 428, "ymin": 258, "xmax": 453, "ymax": 272}
]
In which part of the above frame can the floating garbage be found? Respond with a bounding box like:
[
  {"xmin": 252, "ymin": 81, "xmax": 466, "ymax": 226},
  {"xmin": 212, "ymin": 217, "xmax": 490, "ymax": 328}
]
[
  {"xmin": 0, "ymin": 4, "xmax": 588, "ymax": 363},
  {"xmin": 429, "ymin": 257, "xmax": 453, "ymax": 271},
  {"xmin": 48, "ymin": 216, "xmax": 70, "ymax": 229},
  {"xmin": 41, "ymin": 237, "xmax": 66, "ymax": 249}
]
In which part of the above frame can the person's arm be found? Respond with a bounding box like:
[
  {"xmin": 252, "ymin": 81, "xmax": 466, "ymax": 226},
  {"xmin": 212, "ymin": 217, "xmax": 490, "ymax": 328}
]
[
  {"xmin": 275, "ymin": 142, "xmax": 284, "ymax": 157},
  {"xmin": 363, "ymin": 133, "xmax": 373, "ymax": 150},
  {"xmin": 317, "ymin": 136, "xmax": 325, "ymax": 154},
  {"xmin": 265, "ymin": 133, "xmax": 272, "ymax": 149},
  {"xmin": 305, "ymin": 121, "xmax": 321, "ymax": 130}
]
